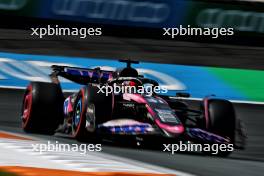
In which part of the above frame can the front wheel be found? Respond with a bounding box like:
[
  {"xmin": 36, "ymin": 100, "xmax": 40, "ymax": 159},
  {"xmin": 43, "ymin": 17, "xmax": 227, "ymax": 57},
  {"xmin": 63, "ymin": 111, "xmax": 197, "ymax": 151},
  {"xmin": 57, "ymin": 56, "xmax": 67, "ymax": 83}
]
[{"xmin": 202, "ymin": 98, "xmax": 236, "ymax": 157}]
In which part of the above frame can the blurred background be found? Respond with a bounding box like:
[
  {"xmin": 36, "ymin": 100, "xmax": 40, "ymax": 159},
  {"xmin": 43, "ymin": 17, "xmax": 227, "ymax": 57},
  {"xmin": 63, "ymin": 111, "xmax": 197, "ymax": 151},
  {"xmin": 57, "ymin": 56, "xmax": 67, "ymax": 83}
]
[
  {"xmin": 0, "ymin": 0, "xmax": 264, "ymax": 176},
  {"xmin": 0, "ymin": 0, "xmax": 264, "ymax": 68},
  {"xmin": 1, "ymin": 0, "xmax": 264, "ymax": 44}
]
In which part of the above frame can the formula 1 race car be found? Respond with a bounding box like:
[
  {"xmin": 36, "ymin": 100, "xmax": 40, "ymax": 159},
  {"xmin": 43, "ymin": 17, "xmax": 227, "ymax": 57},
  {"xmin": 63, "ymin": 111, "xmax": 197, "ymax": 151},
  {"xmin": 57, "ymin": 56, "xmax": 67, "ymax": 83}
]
[{"xmin": 21, "ymin": 60, "xmax": 246, "ymax": 156}]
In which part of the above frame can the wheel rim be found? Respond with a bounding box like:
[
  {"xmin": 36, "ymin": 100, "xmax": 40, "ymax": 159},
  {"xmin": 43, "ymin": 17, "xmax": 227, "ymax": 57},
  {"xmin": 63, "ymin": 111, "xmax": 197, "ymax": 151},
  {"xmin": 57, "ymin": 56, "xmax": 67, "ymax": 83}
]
[{"xmin": 73, "ymin": 98, "xmax": 82, "ymax": 132}]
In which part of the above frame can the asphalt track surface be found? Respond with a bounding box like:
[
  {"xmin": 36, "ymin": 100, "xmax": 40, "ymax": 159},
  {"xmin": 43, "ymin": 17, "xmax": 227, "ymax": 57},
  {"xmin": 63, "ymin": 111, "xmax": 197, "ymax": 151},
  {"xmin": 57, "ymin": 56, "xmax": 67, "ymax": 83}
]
[
  {"xmin": 0, "ymin": 28, "xmax": 264, "ymax": 176},
  {"xmin": 1, "ymin": 89, "xmax": 264, "ymax": 176}
]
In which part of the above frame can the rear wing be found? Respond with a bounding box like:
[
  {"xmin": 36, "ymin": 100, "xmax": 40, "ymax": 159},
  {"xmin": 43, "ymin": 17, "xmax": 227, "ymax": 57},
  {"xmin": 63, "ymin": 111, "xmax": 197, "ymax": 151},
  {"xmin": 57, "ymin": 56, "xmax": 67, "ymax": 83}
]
[{"xmin": 51, "ymin": 65, "xmax": 113, "ymax": 85}]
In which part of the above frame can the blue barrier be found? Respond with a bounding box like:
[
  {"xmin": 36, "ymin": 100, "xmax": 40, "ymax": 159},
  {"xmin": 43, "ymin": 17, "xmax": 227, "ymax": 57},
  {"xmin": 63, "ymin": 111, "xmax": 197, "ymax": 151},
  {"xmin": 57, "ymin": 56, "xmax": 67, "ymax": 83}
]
[
  {"xmin": 37, "ymin": 0, "xmax": 188, "ymax": 28},
  {"xmin": 0, "ymin": 52, "xmax": 246, "ymax": 101}
]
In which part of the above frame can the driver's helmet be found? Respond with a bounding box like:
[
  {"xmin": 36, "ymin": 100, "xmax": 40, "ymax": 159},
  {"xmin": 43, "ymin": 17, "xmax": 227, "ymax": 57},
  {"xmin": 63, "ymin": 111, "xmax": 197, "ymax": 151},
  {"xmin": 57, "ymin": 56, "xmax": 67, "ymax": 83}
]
[{"xmin": 119, "ymin": 67, "xmax": 138, "ymax": 77}]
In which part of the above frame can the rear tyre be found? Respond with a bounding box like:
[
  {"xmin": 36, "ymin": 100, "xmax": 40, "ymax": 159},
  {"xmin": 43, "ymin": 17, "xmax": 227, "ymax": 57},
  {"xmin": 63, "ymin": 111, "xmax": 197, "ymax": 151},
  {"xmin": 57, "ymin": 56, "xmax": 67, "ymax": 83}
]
[
  {"xmin": 72, "ymin": 84, "xmax": 112, "ymax": 142},
  {"xmin": 21, "ymin": 82, "xmax": 64, "ymax": 134},
  {"xmin": 203, "ymin": 98, "xmax": 236, "ymax": 157}
]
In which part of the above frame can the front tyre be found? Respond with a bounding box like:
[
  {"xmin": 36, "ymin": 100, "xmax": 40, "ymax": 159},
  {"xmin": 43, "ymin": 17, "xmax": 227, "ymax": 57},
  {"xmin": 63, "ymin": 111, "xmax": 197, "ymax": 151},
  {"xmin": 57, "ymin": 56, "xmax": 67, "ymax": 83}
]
[{"xmin": 202, "ymin": 98, "xmax": 236, "ymax": 157}]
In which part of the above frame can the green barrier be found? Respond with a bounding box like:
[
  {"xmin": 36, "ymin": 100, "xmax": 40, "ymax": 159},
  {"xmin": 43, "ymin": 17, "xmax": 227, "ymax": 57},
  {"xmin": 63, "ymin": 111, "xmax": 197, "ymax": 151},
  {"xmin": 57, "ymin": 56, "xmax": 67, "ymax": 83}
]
[
  {"xmin": 184, "ymin": 1, "xmax": 264, "ymax": 36},
  {"xmin": 208, "ymin": 67, "xmax": 264, "ymax": 102},
  {"xmin": 0, "ymin": 0, "xmax": 38, "ymax": 16}
]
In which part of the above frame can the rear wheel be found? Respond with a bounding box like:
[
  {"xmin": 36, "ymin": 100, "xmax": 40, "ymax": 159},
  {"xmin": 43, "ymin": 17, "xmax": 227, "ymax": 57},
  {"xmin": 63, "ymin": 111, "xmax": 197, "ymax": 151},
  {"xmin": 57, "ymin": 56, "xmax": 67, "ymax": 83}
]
[
  {"xmin": 72, "ymin": 84, "xmax": 112, "ymax": 142},
  {"xmin": 21, "ymin": 82, "xmax": 64, "ymax": 134}
]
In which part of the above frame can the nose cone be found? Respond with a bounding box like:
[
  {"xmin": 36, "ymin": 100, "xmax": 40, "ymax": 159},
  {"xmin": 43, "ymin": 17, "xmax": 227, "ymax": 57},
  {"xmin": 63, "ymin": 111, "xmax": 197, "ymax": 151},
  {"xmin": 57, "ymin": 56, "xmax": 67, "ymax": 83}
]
[{"xmin": 155, "ymin": 119, "xmax": 185, "ymax": 135}]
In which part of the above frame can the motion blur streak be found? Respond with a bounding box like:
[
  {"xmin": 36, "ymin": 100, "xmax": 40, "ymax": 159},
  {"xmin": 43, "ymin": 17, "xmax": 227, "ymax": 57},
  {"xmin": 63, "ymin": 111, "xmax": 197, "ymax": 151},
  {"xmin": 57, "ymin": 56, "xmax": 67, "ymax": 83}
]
[
  {"xmin": 196, "ymin": 8, "xmax": 264, "ymax": 33},
  {"xmin": 0, "ymin": 166, "xmax": 175, "ymax": 176},
  {"xmin": 52, "ymin": 0, "xmax": 170, "ymax": 23}
]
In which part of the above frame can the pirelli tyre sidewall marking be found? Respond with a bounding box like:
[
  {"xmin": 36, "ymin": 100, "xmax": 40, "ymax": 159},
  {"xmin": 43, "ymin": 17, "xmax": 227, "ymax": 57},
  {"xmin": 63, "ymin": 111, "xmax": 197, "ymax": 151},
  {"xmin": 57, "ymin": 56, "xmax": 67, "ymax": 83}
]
[{"xmin": 21, "ymin": 85, "xmax": 33, "ymax": 129}]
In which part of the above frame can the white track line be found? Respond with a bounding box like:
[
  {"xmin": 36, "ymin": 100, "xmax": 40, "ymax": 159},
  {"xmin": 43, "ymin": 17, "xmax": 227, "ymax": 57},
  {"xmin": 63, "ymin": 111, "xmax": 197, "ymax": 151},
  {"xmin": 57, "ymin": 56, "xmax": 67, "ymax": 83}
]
[{"xmin": 0, "ymin": 133, "xmax": 195, "ymax": 176}]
